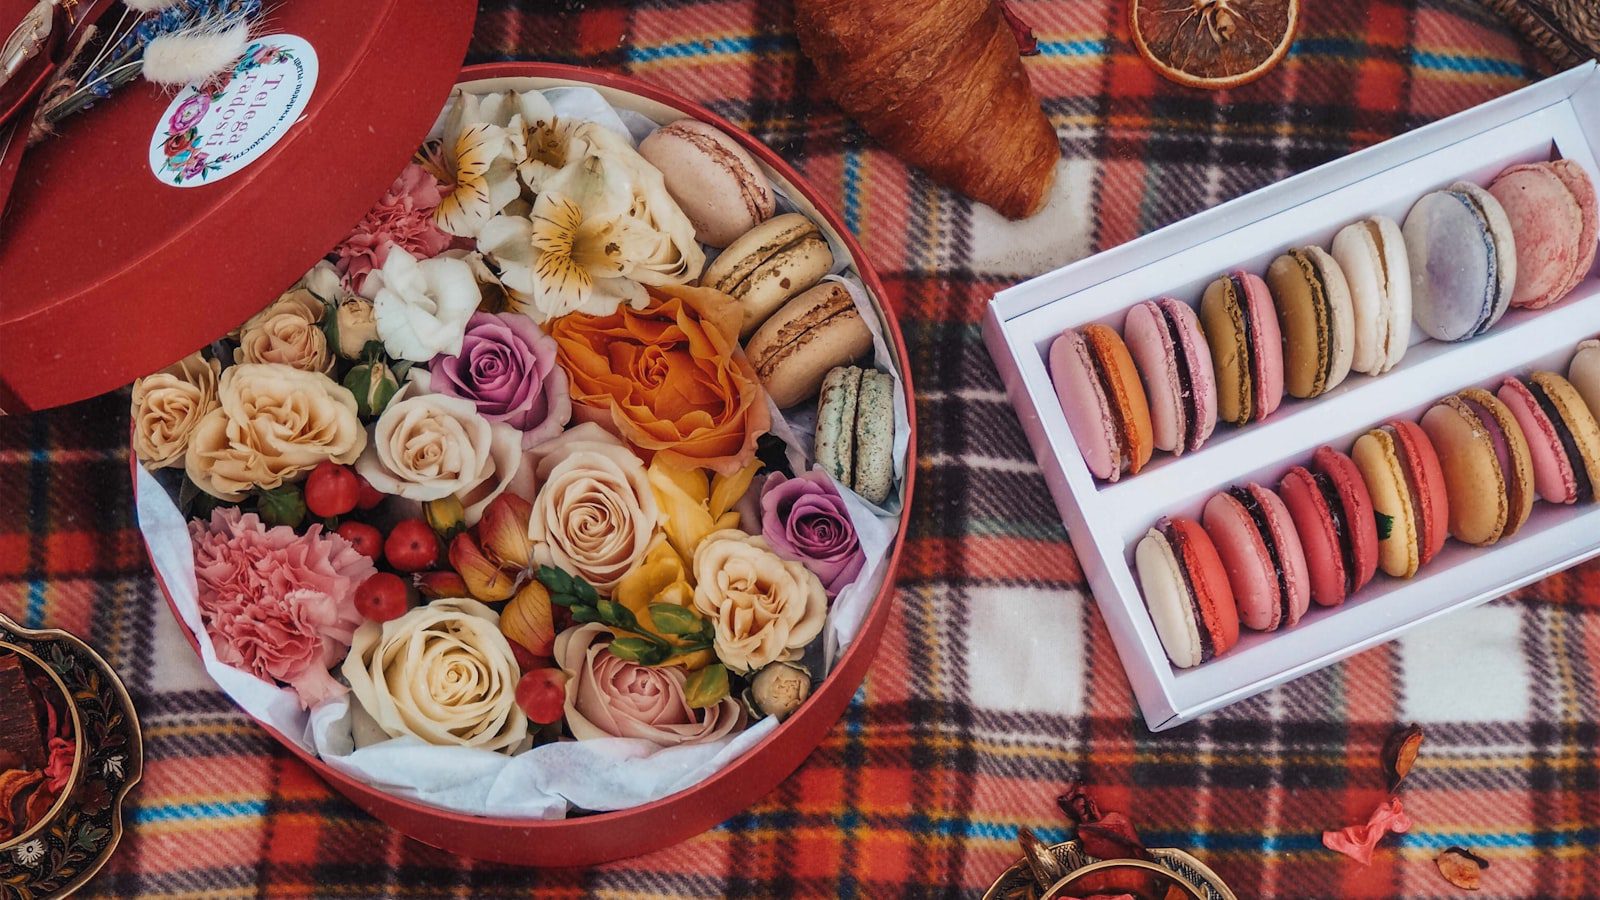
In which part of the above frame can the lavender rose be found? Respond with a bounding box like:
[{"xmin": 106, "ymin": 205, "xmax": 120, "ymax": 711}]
[
  {"xmin": 759, "ymin": 470, "xmax": 865, "ymax": 598},
  {"xmin": 429, "ymin": 312, "xmax": 571, "ymax": 448}
]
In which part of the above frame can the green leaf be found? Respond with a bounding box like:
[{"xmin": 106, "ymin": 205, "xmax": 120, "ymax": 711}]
[
  {"xmin": 572, "ymin": 578, "xmax": 599, "ymax": 603},
  {"xmin": 570, "ymin": 607, "xmax": 600, "ymax": 624},
  {"xmin": 257, "ymin": 484, "xmax": 306, "ymax": 528},
  {"xmin": 683, "ymin": 664, "xmax": 730, "ymax": 710},
  {"xmin": 538, "ymin": 565, "xmax": 574, "ymax": 594},
  {"xmin": 607, "ymin": 637, "xmax": 657, "ymax": 662},
  {"xmin": 648, "ymin": 603, "xmax": 703, "ymax": 636},
  {"xmin": 548, "ymin": 592, "xmax": 579, "ymax": 608},
  {"xmin": 596, "ymin": 599, "xmax": 625, "ymax": 625},
  {"xmin": 1375, "ymin": 511, "xmax": 1394, "ymax": 541}
]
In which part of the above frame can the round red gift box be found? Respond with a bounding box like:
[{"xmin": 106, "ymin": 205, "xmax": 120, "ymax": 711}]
[{"xmin": 139, "ymin": 62, "xmax": 917, "ymax": 867}]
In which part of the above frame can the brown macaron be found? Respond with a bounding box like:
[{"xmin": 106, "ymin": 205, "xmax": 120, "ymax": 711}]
[
  {"xmin": 1420, "ymin": 388, "xmax": 1536, "ymax": 545},
  {"xmin": 745, "ymin": 282, "xmax": 872, "ymax": 408},
  {"xmin": 704, "ymin": 214, "xmax": 834, "ymax": 338}
]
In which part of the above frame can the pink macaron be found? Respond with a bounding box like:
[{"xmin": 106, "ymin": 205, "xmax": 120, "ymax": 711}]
[
  {"xmin": 1488, "ymin": 160, "xmax": 1598, "ymax": 309},
  {"xmin": 1124, "ymin": 298, "xmax": 1219, "ymax": 456},
  {"xmin": 1203, "ymin": 483, "xmax": 1311, "ymax": 632}
]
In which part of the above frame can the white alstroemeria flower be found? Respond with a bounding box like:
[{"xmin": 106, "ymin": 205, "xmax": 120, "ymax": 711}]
[
  {"xmin": 511, "ymin": 90, "xmax": 587, "ymax": 193},
  {"xmin": 363, "ymin": 248, "xmax": 480, "ymax": 362},
  {"xmin": 417, "ymin": 92, "xmax": 520, "ymax": 238},
  {"xmin": 476, "ymin": 194, "xmax": 651, "ymax": 323},
  {"xmin": 543, "ymin": 124, "xmax": 704, "ymax": 286}
]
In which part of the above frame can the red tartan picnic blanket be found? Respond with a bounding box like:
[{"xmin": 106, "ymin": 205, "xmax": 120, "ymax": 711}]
[{"xmin": 3, "ymin": 0, "xmax": 1599, "ymax": 896}]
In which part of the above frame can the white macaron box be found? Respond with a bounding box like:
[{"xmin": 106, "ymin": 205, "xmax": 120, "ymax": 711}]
[{"xmin": 983, "ymin": 61, "xmax": 1600, "ymax": 731}]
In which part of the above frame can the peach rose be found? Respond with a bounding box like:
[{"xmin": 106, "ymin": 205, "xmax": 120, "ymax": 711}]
[
  {"xmin": 355, "ymin": 382, "xmax": 521, "ymax": 526},
  {"xmin": 691, "ymin": 529, "xmax": 827, "ymax": 673},
  {"xmin": 554, "ymin": 622, "xmax": 743, "ymax": 747},
  {"xmin": 234, "ymin": 288, "xmax": 334, "ymax": 373},
  {"xmin": 186, "ymin": 364, "xmax": 366, "ymax": 500},
  {"xmin": 549, "ymin": 284, "xmax": 770, "ymax": 475},
  {"xmin": 525, "ymin": 423, "xmax": 660, "ymax": 595},
  {"xmin": 132, "ymin": 352, "xmax": 221, "ymax": 469}
]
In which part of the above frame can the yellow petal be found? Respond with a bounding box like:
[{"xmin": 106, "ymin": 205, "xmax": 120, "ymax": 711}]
[
  {"xmin": 709, "ymin": 460, "xmax": 759, "ymax": 519},
  {"xmin": 648, "ymin": 459, "xmax": 717, "ymax": 563}
]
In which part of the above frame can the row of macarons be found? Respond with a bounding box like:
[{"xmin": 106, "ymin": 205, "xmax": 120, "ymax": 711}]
[
  {"xmin": 1051, "ymin": 157, "xmax": 1598, "ymax": 484},
  {"xmin": 642, "ymin": 119, "xmax": 878, "ymax": 415},
  {"xmin": 1134, "ymin": 339, "xmax": 1600, "ymax": 670}
]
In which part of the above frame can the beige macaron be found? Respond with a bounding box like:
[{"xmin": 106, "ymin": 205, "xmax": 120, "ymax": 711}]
[
  {"xmin": 704, "ymin": 213, "xmax": 833, "ymax": 338},
  {"xmin": 1571, "ymin": 339, "xmax": 1600, "ymax": 421},
  {"xmin": 744, "ymin": 282, "xmax": 872, "ymax": 408}
]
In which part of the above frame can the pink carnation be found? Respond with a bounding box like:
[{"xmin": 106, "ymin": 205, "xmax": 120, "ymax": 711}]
[
  {"xmin": 188, "ymin": 508, "xmax": 375, "ymax": 707},
  {"xmin": 333, "ymin": 163, "xmax": 452, "ymax": 291}
]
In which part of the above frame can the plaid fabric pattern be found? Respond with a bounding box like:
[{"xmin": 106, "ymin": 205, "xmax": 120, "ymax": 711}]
[{"xmin": 3, "ymin": 0, "xmax": 1597, "ymax": 896}]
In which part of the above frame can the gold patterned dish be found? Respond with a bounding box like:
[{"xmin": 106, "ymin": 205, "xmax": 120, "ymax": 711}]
[
  {"xmin": 0, "ymin": 614, "xmax": 142, "ymax": 900},
  {"xmin": 984, "ymin": 838, "xmax": 1236, "ymax": 900}
]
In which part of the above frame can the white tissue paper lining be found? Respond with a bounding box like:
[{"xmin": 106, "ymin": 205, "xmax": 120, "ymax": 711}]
[{"xmin": 134, "ymin": 84, "xmax": 912, "ymax": 820}]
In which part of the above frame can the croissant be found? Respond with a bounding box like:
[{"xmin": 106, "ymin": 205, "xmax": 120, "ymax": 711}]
[{"xmin": 794, "ymin": 0, "xmax": 1059, "ymax": 219}]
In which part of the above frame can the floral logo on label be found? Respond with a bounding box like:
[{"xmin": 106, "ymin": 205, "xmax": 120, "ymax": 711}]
[{"xmin": 148, "ymin": 34, "xmax": 318, "ymax": 187}]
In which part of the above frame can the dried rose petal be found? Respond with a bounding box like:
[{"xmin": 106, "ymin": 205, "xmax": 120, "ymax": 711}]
[
  {"xmin": 1322, "ymin": 797, "xmax": 1412, "ymax": 865},
  {"xmin": 1436, "ymin": 847, "xmax": 1489, "ymax": 890},
  {"xmin": 1382, "ymin": 723, "xmax": 1424, "ymax": 790},
  {"xmin": 1057, "ymin": 782, "xmax": 1104, "ymax": 825},
  {"xmin": 1056, "ymin": 782, "xmax": 1154, "ymax": 861}
]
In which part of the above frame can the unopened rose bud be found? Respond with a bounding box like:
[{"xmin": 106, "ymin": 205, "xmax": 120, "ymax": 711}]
[
  {"xmin": 336, "ymin": 296, "xmax": 381, "ymax": 359},
  {"xmin": 343, "ymin": 361, "xmax": 398, "ymax": 418},
  {"xmin": 478, "ymin": 492, "xmax": 533, "ymax": 570},
  {"xmin": 424, "ymin": 495, "xmax": 466, "ymax": 539},
  {"xmin": 414, "ymin": 570, "xmax": 469, "ymax": 599},
  {"xmin": 745, "ymin": 661, "xmax": 811, "ymax": 721},
  {"xmin": 449, "ymin": 532, "xmax": 516, "ymax": 602}
]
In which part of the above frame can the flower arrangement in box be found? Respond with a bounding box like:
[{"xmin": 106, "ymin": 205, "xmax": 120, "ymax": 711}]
[{"xmin": 133, "ymin": 83, "xmax": 906, "ymax": 818}]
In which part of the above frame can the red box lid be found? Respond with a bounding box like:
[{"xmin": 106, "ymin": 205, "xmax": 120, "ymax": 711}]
[{"xmin": 0, "ymin": 0, "xmax": 477, "ymax": 413}]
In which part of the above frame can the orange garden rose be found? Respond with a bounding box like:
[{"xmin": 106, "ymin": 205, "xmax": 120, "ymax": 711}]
[{"xmin": 549, "ymin": 284, "xmax": 770, "ymax": 475}]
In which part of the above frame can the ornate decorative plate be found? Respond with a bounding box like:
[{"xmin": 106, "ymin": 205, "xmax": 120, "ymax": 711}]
[
  {"xmin": 983, "ymin": 839, "xmax": 1237, "ymax": 900},
  {"xmin": 0, "ymin": 614, "xmax": 142, "ymax": 900}
]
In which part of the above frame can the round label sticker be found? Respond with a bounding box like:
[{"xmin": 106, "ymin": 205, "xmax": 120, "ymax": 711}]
[{"xmin": 148, "ymin": 34, "xmax": 318, "ymax": 187}]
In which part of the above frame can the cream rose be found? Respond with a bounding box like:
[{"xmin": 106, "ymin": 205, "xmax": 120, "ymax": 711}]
[
  {"xmin": 185, "ymin": 364, "xmax": 366, "ymax": 500},
  {"xmin": 343, "ymin": 597, "xmax": 528, "ymax": 752},
  {"xmin": 355, "ymin": 381, "xmax": 521, "ymax": 526},
  {"xmin": 691, "ymin": 529, "xmax": 827, "ymax": 673},
  {"xmin": 234, "ymin": 288, "xmax": 334, "ymax": 373},
  {"xmin": 526, "ymin": 422, "xmax": 660, "ymax": 594},
  {"xmin": 555, "ymin": 622, "xmax": 743, "ymax": 747},
  {"xmin": 131, "ymin": 352, "xmax": 221, "ymax": 469}
]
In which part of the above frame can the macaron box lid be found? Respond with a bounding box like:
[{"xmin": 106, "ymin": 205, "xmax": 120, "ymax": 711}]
[{"xmin": 0, "ymin": 0, "xmax": 477, "ymax": 413}]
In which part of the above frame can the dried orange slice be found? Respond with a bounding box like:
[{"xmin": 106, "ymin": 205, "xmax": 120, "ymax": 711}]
[{"xmin": 1130, "ymin": 0, "xmax": 1299, "ymax": 90}]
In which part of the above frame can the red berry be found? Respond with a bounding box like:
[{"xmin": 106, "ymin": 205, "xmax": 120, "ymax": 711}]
[
  {"xmin": 305, "ymin": 462, "xmax": 360, "ymax": 518},
  {"xmin": 515, "ymin": 668, "xmax": 566, "ymax": 725},
  {"xmin": 384, "ymin": 518, "xmax": 439, "ymax": 572},
  {"xmin": 335, "ymin": 521, "xmax": 383, "ymax": 560},
  {"xmin": 354, "ymin": 473, "xmax": 386, "ymax": 510},
  {"xmin": 354, "ymin": 573, "xmax": 410, "ymax": 622}
]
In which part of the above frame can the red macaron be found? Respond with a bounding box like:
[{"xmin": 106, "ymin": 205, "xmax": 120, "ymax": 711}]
[
  {"xmin": 1203, "ymin": 483, "xmax": 1311, "ymax": 632},
  {"xmin": 1135, "ymin": 516, "xmax": 1241, "ymax": 668},
  {"xmin": 1278, "ymin": 446, "xmax": 1380, "ymax": 607}
]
